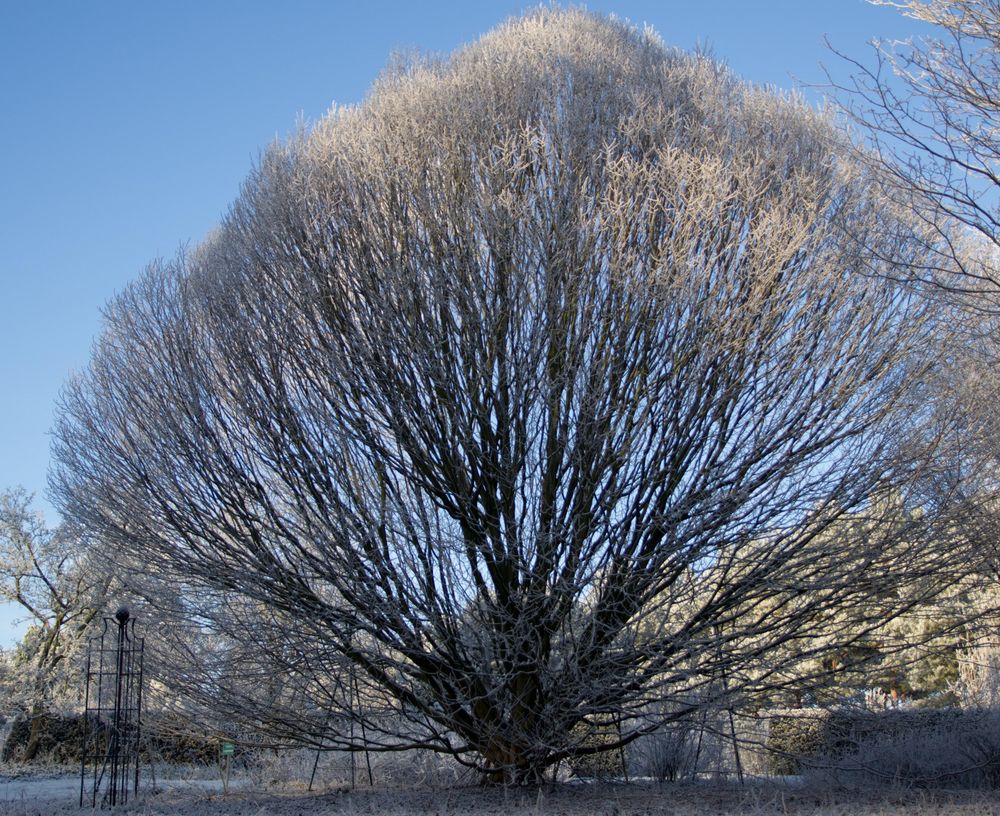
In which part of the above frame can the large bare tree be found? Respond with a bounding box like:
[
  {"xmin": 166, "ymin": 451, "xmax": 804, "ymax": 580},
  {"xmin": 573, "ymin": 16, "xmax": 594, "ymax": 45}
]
[{"xmin": 52, "ymin": 10, "xmax": 984, "ymax": 782}]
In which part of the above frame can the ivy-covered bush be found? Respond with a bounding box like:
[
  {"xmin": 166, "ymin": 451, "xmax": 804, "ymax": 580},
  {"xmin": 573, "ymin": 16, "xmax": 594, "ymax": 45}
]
[
  {"xmin": 567, "ymin": 721, "xmax": 626, "ymax": 779},
  {"xmin": 1, "ymin": 714, "xmax": 87, "ymax": 763},
  {"xmin": 1, "ymin": 712, "xmax": 219, "ymax": 766}
]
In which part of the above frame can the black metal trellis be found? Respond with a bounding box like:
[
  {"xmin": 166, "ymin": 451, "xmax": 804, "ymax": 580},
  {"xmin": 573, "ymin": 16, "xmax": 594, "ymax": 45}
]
[
  {"xmin": 80, "ymin": 607, "xmax": 145, "ymax": 808},
  {"xmin": 307, "ymin": 662, "xmax": 374, "ymax": 791}
]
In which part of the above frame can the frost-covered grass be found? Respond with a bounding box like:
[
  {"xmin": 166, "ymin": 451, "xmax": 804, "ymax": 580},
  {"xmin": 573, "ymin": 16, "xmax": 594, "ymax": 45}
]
[
  {"xmin": 4, "ymin": 775, "xmax": 1000, "ymax": 815},
  {"xmin": 4, "ymin": 746, "xmax": 1000, "ymax": 815}
]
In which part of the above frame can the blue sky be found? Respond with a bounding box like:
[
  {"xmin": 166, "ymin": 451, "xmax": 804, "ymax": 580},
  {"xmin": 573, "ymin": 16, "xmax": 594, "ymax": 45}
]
[{"xmin": 0, "ymin": 1, "xmax": 929, "ymax": 647}]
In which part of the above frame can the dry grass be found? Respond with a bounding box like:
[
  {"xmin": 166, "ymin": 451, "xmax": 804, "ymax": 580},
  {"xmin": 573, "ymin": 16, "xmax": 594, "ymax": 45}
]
[{"xmin": 5, "ymin": 778, "xmax": 1000, "ymax": 816}]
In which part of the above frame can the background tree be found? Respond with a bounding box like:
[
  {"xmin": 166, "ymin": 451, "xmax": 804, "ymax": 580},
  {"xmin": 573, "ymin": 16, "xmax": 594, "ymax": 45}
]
[
  {"xmin": 694, "ymin": 494, "xmax": 972, "ymax": 711},
  {"xmin": 829, "ymin": 0, "xmax": 999, "ymax": 295},
  {"xmin": 0, "ymin": 488, "xmax": 111, "ymax": 758},
  {"xmin": 52, "ymin": 9, "xmax": 988, "ymax": 782}
]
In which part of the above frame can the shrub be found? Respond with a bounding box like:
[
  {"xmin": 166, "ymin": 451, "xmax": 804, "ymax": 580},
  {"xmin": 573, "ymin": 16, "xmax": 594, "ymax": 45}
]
[
  {"xmin": 766, "ymin": 707, "xmax": 1000, "ymax": 788},
  {"xmin": 764, "ymin": 709, "xmax": 830, "ymax": 775},
  {"xmin": 0, "ymin": 711, "xmax": 220, "ymax": 766},
  {"xmin": 1, "ymin": 713, "xmax": 87, "ymax": 763},
  {"xmin": 805, "ymin": 709, "xmax": 1000, "ymax": 789},
  {"xmin": 629, "ymin": 724, "xmax": 697, "ymax": 782},
  {"xmin": 568, "ymin": 721, "xmax": 626, "ymax": 779}
]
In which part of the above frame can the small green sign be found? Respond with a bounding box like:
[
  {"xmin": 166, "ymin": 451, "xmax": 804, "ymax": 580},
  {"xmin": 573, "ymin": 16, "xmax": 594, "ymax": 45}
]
[{"xmin": 221, "ymin": 742, "xmax": 236, "ymax": 756}]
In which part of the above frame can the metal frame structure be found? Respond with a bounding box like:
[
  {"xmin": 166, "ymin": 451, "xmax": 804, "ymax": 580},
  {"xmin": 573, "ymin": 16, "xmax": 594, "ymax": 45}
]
[
  {"xmin": 80, "ymin": 607, "xmax": 145, "ymax": 807},
  {"xmin": 307, "ymin": 662, "xmax": 374, "ymax": 791}
]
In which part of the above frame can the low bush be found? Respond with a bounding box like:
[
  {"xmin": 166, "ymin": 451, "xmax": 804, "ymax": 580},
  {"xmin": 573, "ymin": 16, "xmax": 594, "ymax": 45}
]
[
  {"xmin": 766, "ymin": 707, "xmax": 1000, "ymax": 788},
  {"xmin": 0, "ymin": 712, "xmax": 219, "ymax": 766},
  {"xmin": 806, "ymin": 709, "xmax": 1000, "ymax": 789},
  {"xmin": 1, "ymin": 713, "xmax": 87, "ymax": 763},
  {"xmin": 764, "ymin": 710, "xmax": 830, "ymax": 775},
  {"xmin": 628, "ymin": 725, "xmax": 697, "ymax": 782},
  {"xmin": 568, "ymin": 721, "xmax": 626, "ymax": 779}
]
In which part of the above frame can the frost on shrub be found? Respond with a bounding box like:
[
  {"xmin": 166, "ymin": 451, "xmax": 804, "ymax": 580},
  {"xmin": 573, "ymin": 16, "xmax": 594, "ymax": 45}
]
[
  {"xmin": 954, "ymin": 636, "xmax": 1000, "ymax": 709},
  {"xmin": 770, "ymin": 708, "xmax": 1000, "ymax": 788},
  {"xmin": 629, "ymin": 724, "xmax": 697, "ymax": 782},
  {"xmin": 825, "ymin": 710, "xmax": 1000, "ymax": 789}
]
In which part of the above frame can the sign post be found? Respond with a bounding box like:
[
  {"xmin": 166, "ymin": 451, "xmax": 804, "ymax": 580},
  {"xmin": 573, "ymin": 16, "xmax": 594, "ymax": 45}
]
[{"xmin": 221, "ymin": 742, "xmax": 235, "ymax": 794}]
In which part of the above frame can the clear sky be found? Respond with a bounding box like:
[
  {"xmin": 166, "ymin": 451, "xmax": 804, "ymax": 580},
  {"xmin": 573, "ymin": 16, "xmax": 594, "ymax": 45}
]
[{"xmin": 0, "ymin": 0, "xmax": 930, "ymax": 647}]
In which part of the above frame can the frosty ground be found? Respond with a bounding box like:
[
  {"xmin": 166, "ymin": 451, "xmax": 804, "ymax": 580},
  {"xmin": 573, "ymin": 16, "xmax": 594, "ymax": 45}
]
[{"xmin": 5, "ymin": 772, "xmax": 1000, "ymax": 816}]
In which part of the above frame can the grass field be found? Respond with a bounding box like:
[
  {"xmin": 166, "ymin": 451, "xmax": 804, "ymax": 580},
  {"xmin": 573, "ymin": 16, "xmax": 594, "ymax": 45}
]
[{"xmin": 5, "ymin": 773, "xmax": 1000, "ymax": 815}]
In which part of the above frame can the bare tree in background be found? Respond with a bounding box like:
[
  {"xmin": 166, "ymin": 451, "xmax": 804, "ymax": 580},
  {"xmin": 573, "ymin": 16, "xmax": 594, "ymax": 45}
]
[
  {"xmin": 828, "ymin": 0, "xmax": 999, "ymax": 295},
  {"xmin": 51, "ymin": 9, "xmax": 987, "ymax": 783},
  {"xmin": 0, "ymin": 489, "xmax": 110, "ymax": 757}
]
